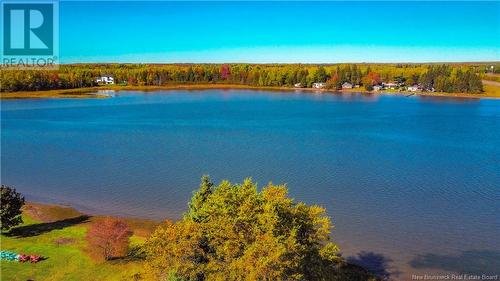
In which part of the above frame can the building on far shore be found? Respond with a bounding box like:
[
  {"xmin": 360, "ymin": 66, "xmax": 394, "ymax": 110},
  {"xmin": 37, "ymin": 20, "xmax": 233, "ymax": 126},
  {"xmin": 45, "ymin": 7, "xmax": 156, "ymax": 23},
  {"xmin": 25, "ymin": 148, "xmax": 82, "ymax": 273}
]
[
  {"xmin": 96, "ymin": 75, "xmax": 114, "ymax": 85},
  {"xmin": 373, "ymin": 85, "xmax": 383, "ymax": 91},
  {"xmin": 294, "ymin": 83, "xmax": 303, "ymax": 88},
  {"xmin": 407, "ymin": 85, "xmax": 420, "ymax": 92},
  {"xmin": 312, "ymin": 82, "xmax": 326, "ymax": 89},
  {"xmin": 382, "ymin": 82, "xmax": 398, "ymax": 89},
  {"xmin": 342, "ymin": 82, "xmax": 353, "ymax": 89}
]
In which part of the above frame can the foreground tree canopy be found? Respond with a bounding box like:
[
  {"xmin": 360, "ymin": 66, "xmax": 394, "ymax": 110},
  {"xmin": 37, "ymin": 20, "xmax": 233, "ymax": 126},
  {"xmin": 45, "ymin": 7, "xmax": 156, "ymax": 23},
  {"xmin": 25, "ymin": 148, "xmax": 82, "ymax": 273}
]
[
  {"xmin": 145, "ymin": 177, "xmax": 371, "ymax": 281},
  {"xmin": 1, "ymin": 63, "xmax": 494, "ymax": 94}
]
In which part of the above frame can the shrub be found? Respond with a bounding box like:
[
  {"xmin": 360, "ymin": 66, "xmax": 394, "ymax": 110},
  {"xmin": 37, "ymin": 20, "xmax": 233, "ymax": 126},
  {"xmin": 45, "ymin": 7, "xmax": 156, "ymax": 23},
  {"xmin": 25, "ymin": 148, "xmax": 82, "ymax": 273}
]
[
  {"xmin": 145, "ymin": 177, "xmax": 342, "ymax": 280},
  {"xmin": 0, "ymin": 185, "xmax": 25, "ymax": 231},
  {"xmin": 86, "ymin": 217, "xmax": 132, "ymax": 261}
]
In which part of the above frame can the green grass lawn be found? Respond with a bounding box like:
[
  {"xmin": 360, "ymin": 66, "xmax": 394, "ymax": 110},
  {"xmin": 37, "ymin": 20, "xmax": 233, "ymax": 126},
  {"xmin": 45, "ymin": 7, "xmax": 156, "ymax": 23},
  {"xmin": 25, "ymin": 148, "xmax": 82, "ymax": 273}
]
[{"xmin": 0, "ymin": 205, "xmax": 154, "ymax": 281}]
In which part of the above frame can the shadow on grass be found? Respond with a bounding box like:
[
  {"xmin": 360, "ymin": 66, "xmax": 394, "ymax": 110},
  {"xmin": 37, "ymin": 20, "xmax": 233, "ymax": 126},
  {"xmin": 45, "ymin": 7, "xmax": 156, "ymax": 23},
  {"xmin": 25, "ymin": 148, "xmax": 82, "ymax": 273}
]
[
  {"xmin": 103, "ymin": 245, "xmax": 146, "ymax": 263},
  {"xmin": 5, "ymin": 215, "xmax": 91, "ymax": 238},
  {"xmin": 125, "ymin": 245, "xmax": 146, "ymax": 261},
  {"xmin": 346, "ymin": 251, "xmax": 400, "ymax": 280},
  {"xmin": 409, "ymin": 249, "xmax": 500, "ymax": 275}
]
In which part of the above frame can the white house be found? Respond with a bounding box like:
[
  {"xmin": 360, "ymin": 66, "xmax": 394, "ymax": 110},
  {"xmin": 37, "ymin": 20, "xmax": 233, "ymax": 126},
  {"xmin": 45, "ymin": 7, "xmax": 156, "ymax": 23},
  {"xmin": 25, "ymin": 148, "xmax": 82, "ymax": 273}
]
[
  {"xmin": 382, "ymin": 82, "xmax": 398, "ymax": 89},
  {"xmin": 373, "ymin": 85, "xmax": 383, "ymax": 91},
  {"xmin": 294, "ymin": 83, "xmax": 303, "ymax": 88},
  {"xmin": 312, "ymin": 82, "xmax": 326, "ymax": 89},
  {"xmin": 342, "ymin": 82, "xmax": 353, "ymax": 89},
  {"xmin": 407, "ymin": 85, "xmax": 419, "ymax": 92},
  {"xmin": 96, "ymin": 75, "xmax": 114, "ymax": 85}
]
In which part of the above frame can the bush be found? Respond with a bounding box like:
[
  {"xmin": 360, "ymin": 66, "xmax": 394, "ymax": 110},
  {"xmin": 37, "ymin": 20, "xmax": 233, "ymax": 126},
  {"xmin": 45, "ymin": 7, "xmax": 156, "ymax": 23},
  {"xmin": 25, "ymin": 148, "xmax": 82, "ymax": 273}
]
[
  {"xmin": 0, "ymin": 185, "xmax": 25, "ymax": 231},
  {"xmin": 86, "ymin": 217, "xmax": 132, "ymax": 261},
  {"xmin": 145, "ymin": 177, "xmax": 342, "ymax": 281}
]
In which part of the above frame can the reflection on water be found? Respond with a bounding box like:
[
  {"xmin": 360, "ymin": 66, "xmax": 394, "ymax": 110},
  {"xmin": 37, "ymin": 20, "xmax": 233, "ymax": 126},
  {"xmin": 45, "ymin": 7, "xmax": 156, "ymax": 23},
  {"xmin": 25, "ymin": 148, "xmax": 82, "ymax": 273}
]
[
  {"xmin": 1, "ymin": 90, "xmax": 499, "ymax": 277},
  {"xmin": 347, "ymin": 251, "xmax": 400, "ymax": 279},
  {"xmin": 417, "ymin": 95, "xmax": 482, "ymax": 103},
  {"xmin": 410, "ymin": 250, "xmax": 500, "ymax": 276}
]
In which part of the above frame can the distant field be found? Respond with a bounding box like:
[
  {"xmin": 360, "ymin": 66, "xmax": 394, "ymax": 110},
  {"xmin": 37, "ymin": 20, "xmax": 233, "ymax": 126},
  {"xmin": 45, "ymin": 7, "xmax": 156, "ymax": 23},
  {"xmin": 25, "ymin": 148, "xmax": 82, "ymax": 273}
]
[
  {"xmin": 483, "ymin": 83, "xmax": 500, "ymax": 97},
  {"xmin": 483, "ymin": 73, "xmax": 500, "ymax": 83}
]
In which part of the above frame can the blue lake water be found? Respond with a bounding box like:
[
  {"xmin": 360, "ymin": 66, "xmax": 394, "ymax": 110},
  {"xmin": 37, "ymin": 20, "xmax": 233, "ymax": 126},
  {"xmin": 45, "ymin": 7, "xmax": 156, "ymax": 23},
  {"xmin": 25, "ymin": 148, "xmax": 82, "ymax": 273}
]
[{"xmin": 1, "ymin": 90, "xmax": 499, "ymax": 278}]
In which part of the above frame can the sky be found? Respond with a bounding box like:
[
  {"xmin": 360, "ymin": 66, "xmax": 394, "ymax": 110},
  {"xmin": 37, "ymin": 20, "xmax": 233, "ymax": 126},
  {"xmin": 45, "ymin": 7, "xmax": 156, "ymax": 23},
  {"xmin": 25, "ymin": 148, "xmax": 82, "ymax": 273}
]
[{"xmin": 59, "ymin": 1, "xmax": 500, "ymax": 63}]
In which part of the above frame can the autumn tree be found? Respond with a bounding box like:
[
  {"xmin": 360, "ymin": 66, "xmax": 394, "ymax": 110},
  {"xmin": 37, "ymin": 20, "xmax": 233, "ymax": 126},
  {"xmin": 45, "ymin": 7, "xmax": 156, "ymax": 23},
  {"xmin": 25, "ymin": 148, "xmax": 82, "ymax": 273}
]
[
  {"xmin": 145, "ymin": 177, "xmax": 342, "ymax": 281},
  {"xmin": 362, "ymin": 72, "xmax": 382, "ymax": 91},
  {"xmin": 326, "ymin": 73, "xmax": 341, "ymax": 90},
  {"xmin": 86, "ymin": 217, "xmax": 133, "ymax": 260},
  {"xmin": 220, "ymin": 64, "xmax": 231, "ymax": 80},
  {"xmin": 0, "ymin": 185, "xmax": 25, "ymax": 231}
]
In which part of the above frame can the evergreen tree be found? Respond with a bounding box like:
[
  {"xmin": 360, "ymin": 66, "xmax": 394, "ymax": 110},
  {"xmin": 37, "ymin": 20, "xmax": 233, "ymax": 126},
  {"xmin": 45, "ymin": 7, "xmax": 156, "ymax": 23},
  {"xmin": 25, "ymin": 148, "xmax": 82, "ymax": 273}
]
[
  {"xmin": 187, "ymin": 175, "xmax": 214, "ymax": 222},
  {"xmin": 0, "ymin": 185, "xmax": 25, "ymax": 231}
]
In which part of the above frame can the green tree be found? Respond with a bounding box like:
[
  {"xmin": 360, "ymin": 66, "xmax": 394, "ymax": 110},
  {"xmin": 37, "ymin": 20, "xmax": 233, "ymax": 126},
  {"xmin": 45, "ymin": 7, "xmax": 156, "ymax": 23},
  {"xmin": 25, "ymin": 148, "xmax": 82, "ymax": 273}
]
[
  {"xmin": 314, "ymin": 66, "xmax": 329, "ymax": 83},
  {"xmin": 187, "ymin": 175, "xmax": 214, "ymax": 222},
  {"xmin": 0, "ymin": 185, "xmax": 25, "ymax": 231},
  {"xmin": 145, "ymin": 177, "xmax": 342, "ymax": 281}
]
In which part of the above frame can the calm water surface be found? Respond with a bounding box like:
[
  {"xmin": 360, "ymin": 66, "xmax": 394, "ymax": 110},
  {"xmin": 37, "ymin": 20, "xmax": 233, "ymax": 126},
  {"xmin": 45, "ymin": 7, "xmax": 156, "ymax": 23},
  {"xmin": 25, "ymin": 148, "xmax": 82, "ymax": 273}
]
[{"xmin": 2, "ymin": 90, "xmax": 499, "ymax": 279}]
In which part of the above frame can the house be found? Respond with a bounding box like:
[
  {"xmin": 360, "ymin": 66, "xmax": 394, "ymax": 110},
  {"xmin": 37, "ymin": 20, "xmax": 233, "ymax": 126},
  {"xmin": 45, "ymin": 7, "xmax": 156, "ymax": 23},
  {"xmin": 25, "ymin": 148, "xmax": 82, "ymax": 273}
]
[
  {"xmin": 382, "ymin": 82, "xmax": 398, "ymax": 89},
  {"xmin": 312, "ymin": 82, "xmax": 326, "ymax": 89},
  {"xmin": 342, "ymin": 82, "xmax": 353, "ymax": 89},
  {"xmin": 373, "ymin": 85, "xmax": 383, "ymax": 91},
  {"xmin": 96, "ymin": 75, "xmax": 114, "ymax": 85},
  {"xmin": 407, "ymin": 85, "xmax": 420, "ymax": 92},
  {"xmin": 294, "ymin": 83, "xmax": 303, "ymax": 88}
]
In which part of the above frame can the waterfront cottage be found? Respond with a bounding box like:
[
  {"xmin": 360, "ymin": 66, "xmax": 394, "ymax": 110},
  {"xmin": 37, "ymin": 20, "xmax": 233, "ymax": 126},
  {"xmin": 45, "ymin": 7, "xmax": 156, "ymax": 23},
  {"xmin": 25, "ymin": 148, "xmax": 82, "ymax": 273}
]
[
  {"xmin": 373, "ymin": 85, "xmax": 383, "ymax": 91},
  {"xmin": 96, "ymin": 75, "xmax": 114, "ymax": 85},
  {"xmin": 342, "ymin": 82, "xmax": 353, "ymax": 89},
  {"xmin": 382, "ymin": 82, "xmax": 398, "ymax": 89},
  {"xmin": 312, "ymin": 82, "xmax": 326, "ymax": 89},
  {"xmin": 407, "ymin": 85, "xmax": 419, "ymax": 92},
  {"xmin": 294, "ymin": 83, "xmax": 303, "ymax": 88}
]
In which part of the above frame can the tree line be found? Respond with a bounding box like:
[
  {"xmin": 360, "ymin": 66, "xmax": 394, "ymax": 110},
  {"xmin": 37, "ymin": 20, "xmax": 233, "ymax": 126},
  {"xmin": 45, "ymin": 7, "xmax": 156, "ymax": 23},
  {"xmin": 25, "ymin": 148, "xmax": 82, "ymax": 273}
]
[{"xmin": 1, "ymin": 63, "xmax": 492, "ymax": 94}]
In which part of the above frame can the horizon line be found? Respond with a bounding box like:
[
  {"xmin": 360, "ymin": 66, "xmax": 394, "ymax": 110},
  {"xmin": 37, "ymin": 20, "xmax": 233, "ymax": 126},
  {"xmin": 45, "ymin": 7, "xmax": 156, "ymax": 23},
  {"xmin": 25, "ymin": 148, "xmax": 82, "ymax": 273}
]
[{"xmin": 57, "ymin": 61, "xmax": 500, "ymax": 65}]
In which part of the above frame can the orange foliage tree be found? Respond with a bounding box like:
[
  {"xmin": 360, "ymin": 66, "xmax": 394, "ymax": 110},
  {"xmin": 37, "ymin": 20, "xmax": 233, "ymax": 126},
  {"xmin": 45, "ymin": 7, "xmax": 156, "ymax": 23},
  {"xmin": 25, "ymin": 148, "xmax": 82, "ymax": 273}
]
[
  {"xmin": 362, "ymin": 72, "xmax": 382, "ymax": 90},
  {"xmin": 86, "ymin": 217, "xmax": 132, "ymax": 260}
]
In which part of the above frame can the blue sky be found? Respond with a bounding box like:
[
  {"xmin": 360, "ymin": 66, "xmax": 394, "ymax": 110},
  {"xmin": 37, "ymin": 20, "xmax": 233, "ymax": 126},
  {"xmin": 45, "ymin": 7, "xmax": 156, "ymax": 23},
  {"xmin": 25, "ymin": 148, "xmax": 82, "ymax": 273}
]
[{"xmin": 60, "ymin": 1, "xmax": 500, "ymax": 63}]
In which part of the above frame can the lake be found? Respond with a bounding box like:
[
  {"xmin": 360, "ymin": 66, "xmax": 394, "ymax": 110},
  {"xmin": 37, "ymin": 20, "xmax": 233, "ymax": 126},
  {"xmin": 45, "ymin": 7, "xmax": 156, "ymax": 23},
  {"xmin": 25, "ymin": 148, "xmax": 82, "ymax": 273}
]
[{"xmin": 1, "ymin": 90, "xmax": 499, "ymax": 279}]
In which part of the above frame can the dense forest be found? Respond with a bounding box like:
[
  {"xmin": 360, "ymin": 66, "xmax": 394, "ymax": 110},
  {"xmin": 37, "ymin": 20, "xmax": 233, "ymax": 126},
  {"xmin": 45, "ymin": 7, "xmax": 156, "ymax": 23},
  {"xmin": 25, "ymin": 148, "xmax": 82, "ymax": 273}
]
[{"xmin": 1, "ymin": 63, "xmax": 495, "ymax": 93}]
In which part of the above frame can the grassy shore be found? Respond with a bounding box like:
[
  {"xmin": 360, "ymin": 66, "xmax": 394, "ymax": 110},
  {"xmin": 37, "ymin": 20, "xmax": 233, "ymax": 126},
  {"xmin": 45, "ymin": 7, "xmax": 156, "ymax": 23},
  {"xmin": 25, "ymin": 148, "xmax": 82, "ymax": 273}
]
[
  {"xmin": 1, "ymin": 202, "xmax": 380, "ymax": 280},
  {"xmin": 0, "ymin": 202, "xmax": 159, "ymax": 281},
  {"xmin": 0, "ymin": 88, "xmax": 109, "ymax": 99},
  {"xmin": 2, "ymin": 83, "xmax": 500, "ymax": 99}
]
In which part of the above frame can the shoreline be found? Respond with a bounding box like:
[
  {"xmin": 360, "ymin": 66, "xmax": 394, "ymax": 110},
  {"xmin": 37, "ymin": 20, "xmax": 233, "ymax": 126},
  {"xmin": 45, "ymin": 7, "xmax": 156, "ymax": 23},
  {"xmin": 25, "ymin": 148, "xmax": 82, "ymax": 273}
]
[
  {"xmin": 3, "ymin": 201, "xmax": 379, "ymax": 280},
  {"xmin": 1, "ymin": 83, "xmax": 499, "ymax": 99},
  {"xmin": 21, "ymin": 201, "xmax": 161, "ymax": 236}
]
